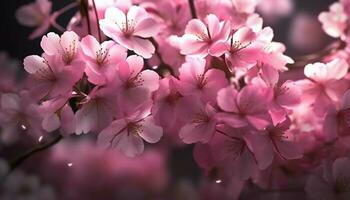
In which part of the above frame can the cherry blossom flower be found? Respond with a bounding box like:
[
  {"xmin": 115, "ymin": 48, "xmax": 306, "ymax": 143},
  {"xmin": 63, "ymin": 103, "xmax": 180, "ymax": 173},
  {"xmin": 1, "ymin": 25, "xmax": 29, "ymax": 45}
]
[
  {"xmin": 75, "ymin": 86, "xmax": 117, "ymax": 134},
  {"xmin": 40, "ymin": 94, "xmax": 75, "ymax": 136},
  {"xmin": 319, "ymin": 2, "xmax": 348, "ymax": 39},
  {"xmin": 15, "ymin": 0, "xmax": 52, "ymax": 39},
  {"xmin": 266, "ymin": 80, "xmax": 302, "ymax": 124},
  {"xmin": 23, "ymin": 54, "xmax": 83, "ymax": 99},
  {"xmin": 251, "ymin": 118, "xmax": 303, "ymax": 164},
  {"xmin": 297, "ymin": 59, "xmax": 349, "ymax": 116},
  {"xmin": 180, "ymin": 14, "xmax": 231, "ymax": 57},
  {"xmin": 0, "ymin": 92, "xmax": 44, "ymax": 142},
  {"xmin": 216, "ymin": 85, "xmax": 271, "ymax": 130},
  {"xmin": 178, "ymin": 98, "xmax": 217, "ymax": 144},
  {"xmin": 97, "ymin": 104, "xmax": 163, "ymax": 157},
  {"xmin": 210, "ymin": 125, "xmax": 269, "ymax": 180},
  {"xmin": 100, "ymin": 6, "xmax": 161, "ymax": 58},
  {"xmin": 112, "ymin": 55, "xmax": 160, "ymax": 107},
  {"xmin": 151, "ymin": 76, "xmax": 185, "ymax": 135},
  {"xmin": 80, "ymin": 35, "xmax": 127, "ymax": 85},
  {"xmin": 177, "ymin": 58, "xmax": 228, "ymax": 103},
  {"xmin": 209, "ymin": 26, "xmax": 261, "ymax": 70},
  {"xmin": 40, "ymin": 31, "xmax": 84, "ymax": 67}
]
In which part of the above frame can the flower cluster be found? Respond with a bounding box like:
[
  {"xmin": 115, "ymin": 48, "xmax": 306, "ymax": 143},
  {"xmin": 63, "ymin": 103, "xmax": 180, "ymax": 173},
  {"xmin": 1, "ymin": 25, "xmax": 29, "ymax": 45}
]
[{"xmin": 2, "ymin": 0, "xmax": 350, "ymax": 199}]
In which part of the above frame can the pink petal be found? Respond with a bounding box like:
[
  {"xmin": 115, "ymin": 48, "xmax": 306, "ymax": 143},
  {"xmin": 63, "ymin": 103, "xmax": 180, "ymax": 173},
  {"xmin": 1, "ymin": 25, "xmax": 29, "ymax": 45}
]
[
  {"xmin": 127, "ymin": 6, "xmax": 148, "ymax": 24},
  {"xmin": 139, "ymin": 116, "xmax": 163, "ymax": 143},
  {"xmin": 1, "ymin": 93, "xmax": 21, "ymax": 112},
  {"xmin": 139, "ymin": 70, "xmax": 160, "ymax": 92},
  {"xmin": 80, "ymin": 35, "xmax": 101, "ymax": 59},
  {"xmin": 104, "ymin": 7, "xmax": 126, "ymax": 31},
  {"xmin": 23, "ymin": 55, "xmax": 47, "ymax": 74},
  {"xmin": 326, "ymin": 58, "xmax": 349, "ymax": 80},
  {"xmin": 206, "ymin": 14, "xmax": 220, "ymax": 39},
  {"xmin": 15, "ymin": 4, "xmax": 41, "ymax": 26},
  {"xmin": 134, "ymin": 18, "xmax": 161, "ymax": 38},
  {"xmin": 179, "ymin": 120, "xmax": 216, "ymax": 144},
  {"xmin": 217, "ymin": 86, "xmax": 239, "ymax": 112},
  {"xmin": 245, "ymin": 132, "xmax": 274, "ymax": 170},
  {"xmin": 60, "ymin": 31, "xmax": 79, "ymax": 54},
  {"xmin": 208, "ymin": 41, "xmax": 229, "ymax": 57},
  {"xmin": 117, "ymin": 132, "xmax": 145, "ymax": 157},
  {"xmin": 126, "ymin": 55, "xmax": 144, "ymax": 76},
  {"xmin": 97, "ymin": 119, "xmax": 127, "ymax": 149},
  {"xmin": 42, "ymin": 114, "xmax": 60, "ymax": 132},
  {"xmin": 275, "ymin": 140, "xmax": 303, "ymax": 160},
  {"xmin": 129, "ymin": 37, "xmax": 155, "ymax": 59},
  {"xmin": 40, "ymin": 32, "xmax": 60, "ymax": 55},
  {"xmin": 185, "ymin": 19, "xmax": 207, "ymax": 36},
  {"xmin": 216, "ymin": 113, "xmax": 248, "ymax": 128},
  {"xmin": 59, "ymin": 105, "xmax": 76, "ymax": 136}
]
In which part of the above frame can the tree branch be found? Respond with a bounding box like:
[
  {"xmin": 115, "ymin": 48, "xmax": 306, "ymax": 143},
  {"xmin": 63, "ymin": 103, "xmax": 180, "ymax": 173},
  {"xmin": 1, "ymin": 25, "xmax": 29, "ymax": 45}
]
[{"xmin": 9, "ymin": 134, "xmax": 63, "ymax": 171}]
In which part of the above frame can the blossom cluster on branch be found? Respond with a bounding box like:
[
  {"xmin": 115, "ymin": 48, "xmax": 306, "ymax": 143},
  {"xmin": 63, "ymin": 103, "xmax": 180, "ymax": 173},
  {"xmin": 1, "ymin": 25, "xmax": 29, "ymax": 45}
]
[{"xmin": 1, "ymin": 0, "xmax": 350, "ymax": 199}]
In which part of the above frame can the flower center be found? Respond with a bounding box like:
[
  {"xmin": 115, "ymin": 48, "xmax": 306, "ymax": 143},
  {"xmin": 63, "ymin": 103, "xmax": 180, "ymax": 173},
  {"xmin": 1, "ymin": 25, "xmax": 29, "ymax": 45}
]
[
  {"xmin": 226, "ymin": 138, "xmax": 245, "ymax": 160},
  {"xmin": 95, "ymin": 48, "xmax": 109, "ymax": 66},
  {"xmin": 196, "ymin": 74, "xmax": 208, "ymax": 89},
  {"xmin": 192, "ymin": 110, "xmax": 210, "ymax": 125},
  {"xmin": 34, "ymin": 59, "xmax": 57, "ymax": 82},
  {"xmin": 127, "ymin": 122, "xmax": 143, "ymax": 136},
  {"xmin": 126, "ymin": 73, "xmax": 144, "ymax": 88},
  {"xmin": 61, "ymin": 39, "xmax": 77, "ymax": 64}
]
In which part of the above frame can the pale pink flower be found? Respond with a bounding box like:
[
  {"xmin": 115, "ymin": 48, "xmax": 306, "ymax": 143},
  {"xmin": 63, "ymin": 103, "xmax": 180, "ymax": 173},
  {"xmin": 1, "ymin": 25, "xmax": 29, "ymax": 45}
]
[
  {"xmin": 216, "ymin": 85, "xmax": 271, "ymax": 130},
  {"xmin": 298, "ymin": 59, "xmax": 349, "ymax": 116},
  {"xmin": 143, "ymin": 0, "xmax": 191, "ymax": 36},
  {"xmin": 268, "ymin": 80, "xmax": 302, "ymax": 124},
  {"xmin": 40, "ymin": 94, "xmax": 75, "ymax": 136},
  {"xmin": 113, "ymin": 55, "xmax": 160, "ymax": 106},
  {"xmin": 80, "ymin": 35, "xmax": 127, "ymax": 85},
  {"xmin": 180, "ymin": 14, "xmax": 231, "ymax": 57},
  {"xmin": 177, "ymin": 58, "xmax": 228, "ymax": 103},
  {"xmin": 15, "ymin": 0, "xmax": 52, "ymax": 39},
  {"xmin": 100, "ymin": 6, "xmax": 161, "ymax": 58},
  {"xmin": 257, "ymin": 0, "xmax": 294, "ymax": 23},
  {"xmin": 319, "ymin": 2, "xmax": 348, "ymax": 39},
  {"xmin": 232, "ymin": 0, "xmax": 258, "ymax": 14},
  {"xmin": 23, "ymin": 55, "xmax": 83, "ymax": 99},
  {"xmin": 75, "ymin": 86, "xmax": 117, "ymax": 134},
  {"xmin": 305, "ymin": 157, "xmax": 350, "ymax": 200},
  {"xmin": 98, "ymin": 105, "xmax": 163, "ymax": 157},
  {"xmin": 40, "ymin": 31, "xmax": 84, "ymax": 67},
  {"xmin": 178, "ymin": 98, "xmax": 217, "ymax": 144},
  {"xmin": 151, "ymin": 76, "xmax": 185, "ymax": 135},
  {"xmin": 0, "ymin": 91, "xmax": 44, "ymax": 142}
]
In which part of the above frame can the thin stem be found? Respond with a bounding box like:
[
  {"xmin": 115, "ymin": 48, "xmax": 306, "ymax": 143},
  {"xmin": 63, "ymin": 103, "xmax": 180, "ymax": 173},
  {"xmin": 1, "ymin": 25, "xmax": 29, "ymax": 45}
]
[
  {"xmin": 188, "ymin": 0, "xmax": 198, "ymax": 18},
  {"xmin": 50, "ymin": 2, "xmax": 78, "ymax": 33},
  {"xmin": 54, "ymin": 1, "xmax": 78, "ymax": 17},
  {"xmin": 50, "ymin": 20, "xmax": 65, "ymax": 33},
  {"xmin": 290, "ymin": 40, "xmax": 346, "ymax": 68},
  {"xmin": 9, "ymin": 134, "xmax": 63, "ymax": 172},
  {"xmin": 80, "ymin": 0, "xmax": 92, "ymax": 35},
  {"xmin": 92, "ymin": 0, "xmax": 102, "ymax": 42}
]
